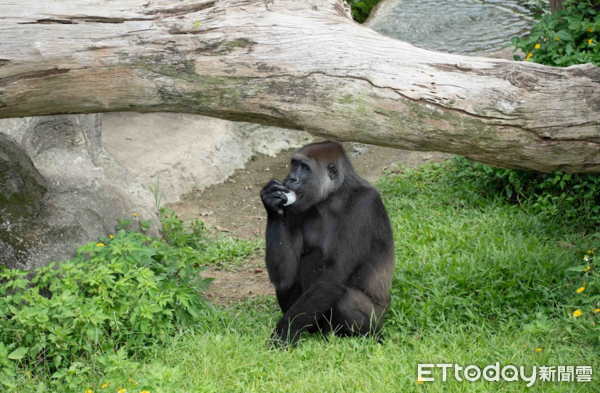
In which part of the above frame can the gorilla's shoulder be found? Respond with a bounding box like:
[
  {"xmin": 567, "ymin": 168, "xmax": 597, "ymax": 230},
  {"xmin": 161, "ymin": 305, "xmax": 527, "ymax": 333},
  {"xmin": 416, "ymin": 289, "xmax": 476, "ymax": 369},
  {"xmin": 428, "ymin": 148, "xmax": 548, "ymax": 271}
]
[{"xmin": 345, "ymin": 183, "xmax": 386, "ymax": 212}]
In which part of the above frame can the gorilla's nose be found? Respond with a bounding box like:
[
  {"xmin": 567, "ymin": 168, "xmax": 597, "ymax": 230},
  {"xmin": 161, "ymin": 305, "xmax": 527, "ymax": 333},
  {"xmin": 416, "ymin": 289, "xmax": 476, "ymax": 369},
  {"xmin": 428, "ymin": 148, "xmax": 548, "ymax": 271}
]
[{"xmin": 285, "ymin": 176, "xmax": 299, "ymax": 185}]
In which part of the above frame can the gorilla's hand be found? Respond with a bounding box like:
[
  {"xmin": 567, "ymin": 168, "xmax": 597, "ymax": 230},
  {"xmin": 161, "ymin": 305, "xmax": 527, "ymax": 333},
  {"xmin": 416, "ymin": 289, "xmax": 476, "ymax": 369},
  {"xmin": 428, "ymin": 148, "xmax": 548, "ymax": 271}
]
[{"xmin": 261, "ymin": 179, "xmax": 289, "ymax": 218}]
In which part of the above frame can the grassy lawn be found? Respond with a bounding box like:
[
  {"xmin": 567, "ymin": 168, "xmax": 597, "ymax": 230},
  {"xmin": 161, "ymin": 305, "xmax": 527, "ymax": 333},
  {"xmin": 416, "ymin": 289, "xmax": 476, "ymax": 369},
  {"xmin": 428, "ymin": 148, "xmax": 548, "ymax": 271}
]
[
  {"xmin": 155, "ymin": 163, "xmax": 598, "ymax": 392},
  {"xmin": 9, "ymin": 161, "xmax": 600, "ymax": 392}
]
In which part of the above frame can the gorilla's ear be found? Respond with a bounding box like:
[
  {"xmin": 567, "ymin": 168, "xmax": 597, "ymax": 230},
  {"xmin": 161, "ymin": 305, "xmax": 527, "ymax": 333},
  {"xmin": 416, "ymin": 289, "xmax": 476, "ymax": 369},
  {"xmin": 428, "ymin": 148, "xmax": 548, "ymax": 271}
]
[{"xmin": 327, "ymin": 164, "xmax": 338, "ymax": 180}]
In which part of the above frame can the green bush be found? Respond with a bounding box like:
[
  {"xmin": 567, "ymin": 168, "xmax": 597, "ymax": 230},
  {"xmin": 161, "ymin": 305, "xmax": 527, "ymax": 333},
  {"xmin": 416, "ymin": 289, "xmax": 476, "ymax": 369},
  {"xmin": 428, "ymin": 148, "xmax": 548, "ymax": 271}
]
[
  {"xmin": 160, "ymin": 208, "xmax": 263, "ymax": 270},
  {"xmin": 160, "ymin": 208, "xmax": 208, "ymax": 248},
  {"xmin": 451, "ymin": 1, "xmax": 600, "ymax": 230},
  {"xmin": 0, "ymin": 224, "xmax": 212, "ymax": 389},
  {"xmin": 512, "ymin": 0, "xmax": 599, "ymax": 66},
  {"xmin": 448, "ymin": 156, "xmax": 600, "ymax": 230},
  {"xmin": 347, "ymin": 0, "xmax": 381, "ymax": 23}
]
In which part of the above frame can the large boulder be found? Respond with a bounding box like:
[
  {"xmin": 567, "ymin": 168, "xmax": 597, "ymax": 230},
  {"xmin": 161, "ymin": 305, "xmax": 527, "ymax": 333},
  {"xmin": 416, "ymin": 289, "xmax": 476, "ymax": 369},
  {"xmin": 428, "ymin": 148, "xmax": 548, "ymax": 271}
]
[
  {"xmin": 102, "ymin": 113, "xmax": 313, "ymax": 203},
  {"xmin": 0, "ymin": 114, "xmax": 159, "ymax": 270},
  {"xmin": 0, "ymin": 133, "xmax": 47, "ymax": 264}
]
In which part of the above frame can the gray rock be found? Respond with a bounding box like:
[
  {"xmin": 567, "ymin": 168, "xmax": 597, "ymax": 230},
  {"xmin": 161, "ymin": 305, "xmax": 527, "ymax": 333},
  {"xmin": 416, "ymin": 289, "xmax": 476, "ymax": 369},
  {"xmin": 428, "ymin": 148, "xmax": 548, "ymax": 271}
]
[
  {"xmin": 102, "ymin": 112, "xmax": 313, "ymax": 203},
  {"xmin": 0, "ymin": 114, "xmax": 159, "ymax": 271}
]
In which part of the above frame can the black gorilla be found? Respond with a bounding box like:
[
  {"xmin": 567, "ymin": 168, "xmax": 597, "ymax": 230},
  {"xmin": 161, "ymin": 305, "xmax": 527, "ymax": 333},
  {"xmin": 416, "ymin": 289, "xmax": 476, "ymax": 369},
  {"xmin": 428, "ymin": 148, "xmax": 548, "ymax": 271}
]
[{"xmin": 260, "ymin": 140, "xmax": 395, "ymax": 347}]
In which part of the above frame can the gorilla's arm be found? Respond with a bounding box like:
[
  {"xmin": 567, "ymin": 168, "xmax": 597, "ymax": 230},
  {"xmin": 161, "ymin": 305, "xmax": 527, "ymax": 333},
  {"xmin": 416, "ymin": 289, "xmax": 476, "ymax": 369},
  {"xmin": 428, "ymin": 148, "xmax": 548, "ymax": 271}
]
[
  {"xmin": 265, "ymin": 216, "xmax": 298, "ymax": 289},
  {"xmin": 261, "ymin": 180, "xmax": 302, "ymax": 310}
]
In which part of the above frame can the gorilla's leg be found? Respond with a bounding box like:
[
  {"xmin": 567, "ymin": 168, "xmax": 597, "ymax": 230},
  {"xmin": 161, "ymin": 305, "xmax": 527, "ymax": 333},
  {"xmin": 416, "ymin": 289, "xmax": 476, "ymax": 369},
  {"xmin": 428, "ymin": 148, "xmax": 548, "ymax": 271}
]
[{"xmin": 329, "ymin": 287, "xmax": 387, "ymax": 337}]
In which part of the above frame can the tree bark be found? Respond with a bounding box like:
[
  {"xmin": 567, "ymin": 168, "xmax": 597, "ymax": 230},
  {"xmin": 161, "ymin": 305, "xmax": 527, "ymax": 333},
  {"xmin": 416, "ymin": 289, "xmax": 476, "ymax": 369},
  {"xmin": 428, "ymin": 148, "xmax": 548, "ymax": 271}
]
[
  {"xmin": 1, "ymin": 0, "xmax": 599, "ymax": 173},
  {"xmin": 550, "ymin": 0, "xmax": 564, "ymax": 14}
]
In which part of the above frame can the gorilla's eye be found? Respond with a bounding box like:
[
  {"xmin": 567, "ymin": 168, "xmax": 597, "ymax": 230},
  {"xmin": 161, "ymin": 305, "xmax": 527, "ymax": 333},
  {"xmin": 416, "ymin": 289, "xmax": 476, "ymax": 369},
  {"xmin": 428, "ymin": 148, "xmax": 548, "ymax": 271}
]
[
  {"xmin": 301, "ymin": 163, "xmax": 310, "ymax": 171},
  {"xmin": 328, "ymin": 164, "xmax": 337, "ymax": 178}
]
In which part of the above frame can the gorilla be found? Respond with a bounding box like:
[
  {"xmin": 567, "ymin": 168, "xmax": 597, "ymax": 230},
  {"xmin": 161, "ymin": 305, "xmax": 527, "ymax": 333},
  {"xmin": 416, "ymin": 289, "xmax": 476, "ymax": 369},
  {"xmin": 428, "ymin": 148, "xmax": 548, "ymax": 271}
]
[{"xmin": 260, "ymin": 140, "xmax": 395, "ymax": 347}]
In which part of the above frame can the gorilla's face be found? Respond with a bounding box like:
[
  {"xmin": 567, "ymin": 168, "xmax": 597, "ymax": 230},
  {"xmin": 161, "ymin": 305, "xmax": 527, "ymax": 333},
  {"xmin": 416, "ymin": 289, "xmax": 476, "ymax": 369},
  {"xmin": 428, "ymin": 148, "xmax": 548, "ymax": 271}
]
[
  {"xmin": 282, "ymin": 156, "xmax": 313, "ymax": 212},
  {"xmin": 283, "ymin": 154, "xmax": 340, "ymax": 213}
]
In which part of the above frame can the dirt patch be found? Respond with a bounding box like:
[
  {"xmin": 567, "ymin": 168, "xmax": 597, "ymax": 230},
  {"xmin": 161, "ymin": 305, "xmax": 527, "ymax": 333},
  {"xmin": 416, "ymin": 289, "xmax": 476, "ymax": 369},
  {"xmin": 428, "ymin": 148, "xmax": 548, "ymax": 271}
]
[
  {"xmin": 167, "ymin": 142, "xmax": 449, "ymax": 303},
  {"xmin": 202, "ymin": 258, "xmax": 274, "ymax": 305}
]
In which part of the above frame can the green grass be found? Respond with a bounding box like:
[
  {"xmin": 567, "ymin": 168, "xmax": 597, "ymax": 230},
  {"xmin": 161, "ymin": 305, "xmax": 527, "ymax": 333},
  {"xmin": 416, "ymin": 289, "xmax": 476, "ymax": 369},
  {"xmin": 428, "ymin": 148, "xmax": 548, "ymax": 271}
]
[
  {"xmin": 12, "ymin": 162, "xmax": 600, "ymax": 392},
  {"xmin": 198, "ymin": 235, "xmax": 264, "ymax": 270},
  {"xmin": 380, "ymin": 164, "xmax": 587, "ymax": 331},
  {"xmin": 41, "ymin": 304, "xmax": 598, "ymax": 392},
  {"xmin": 160, "ymin": 207, "xmax": 264, "ymax": 270}
]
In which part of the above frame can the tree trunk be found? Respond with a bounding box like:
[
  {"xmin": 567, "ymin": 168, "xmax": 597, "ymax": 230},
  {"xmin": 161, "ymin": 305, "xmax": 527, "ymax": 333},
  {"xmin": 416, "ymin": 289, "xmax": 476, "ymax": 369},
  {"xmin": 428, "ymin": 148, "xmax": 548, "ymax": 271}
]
[
  {"xmin": 550, "ymin": 0, "xmax": 564, "ymax": 14},
  {"xmin": 1, "ymin": 0, "xmax": 599, "ymax": 173}
]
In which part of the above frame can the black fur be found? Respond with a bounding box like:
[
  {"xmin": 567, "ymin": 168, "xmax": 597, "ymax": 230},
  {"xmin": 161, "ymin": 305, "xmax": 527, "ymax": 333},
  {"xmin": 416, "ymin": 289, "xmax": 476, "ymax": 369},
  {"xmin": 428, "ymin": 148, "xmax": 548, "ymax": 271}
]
[{"xmin": 260, "ymin": 141, "xmax": 395, "ymax": 347}]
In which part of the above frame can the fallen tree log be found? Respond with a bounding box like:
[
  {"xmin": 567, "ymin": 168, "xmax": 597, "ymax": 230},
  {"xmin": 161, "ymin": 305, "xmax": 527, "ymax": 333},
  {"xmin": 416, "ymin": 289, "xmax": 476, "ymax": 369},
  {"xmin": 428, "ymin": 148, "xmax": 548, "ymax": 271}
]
[{"xmin": 1, "ymin": 0, "xmax": 599, "ymax": 172}]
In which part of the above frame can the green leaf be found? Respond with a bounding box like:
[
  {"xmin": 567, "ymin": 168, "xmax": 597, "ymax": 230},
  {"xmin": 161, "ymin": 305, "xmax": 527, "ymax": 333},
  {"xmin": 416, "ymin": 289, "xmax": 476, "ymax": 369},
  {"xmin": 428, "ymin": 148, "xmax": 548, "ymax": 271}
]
[
  {"xmin": 566, "ymin": 44, "xmax": 574, "ymax": 55},
  {"xmin": 7, "ymin": 347, "xmax": 28, "ymax": 360},
  {"xmin": 557, "ymin": 30, "xmax": 574, "ymax": 41},
  {"xmin": 54, "ymin": 355, "xmax": 62, "ymax": 368},
  {"xmin": 566, "ymin": 264, "xmax": 591, "ymax": 272},
  {"xmin": 568, "ymin": 20, "xmax": 581, "ymax": 31},
  {"xmin": 2, "ymin": 366, "xmax": 16, "ymax": 378}
]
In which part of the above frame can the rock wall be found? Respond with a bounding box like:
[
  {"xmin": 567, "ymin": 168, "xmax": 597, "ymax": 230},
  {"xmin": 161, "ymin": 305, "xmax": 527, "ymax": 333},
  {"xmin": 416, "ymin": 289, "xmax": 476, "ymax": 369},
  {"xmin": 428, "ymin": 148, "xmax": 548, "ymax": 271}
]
[
  {"xmin": 0, "ymin": 114, "xmax": 159, "ymax": 270},
  {"xmin": 0, "ymin": 112, "xmax": 312, "ymax": 269},
  {"xmin": 102, "ymin": 113, "xmax": 313, "ymax": 203}
]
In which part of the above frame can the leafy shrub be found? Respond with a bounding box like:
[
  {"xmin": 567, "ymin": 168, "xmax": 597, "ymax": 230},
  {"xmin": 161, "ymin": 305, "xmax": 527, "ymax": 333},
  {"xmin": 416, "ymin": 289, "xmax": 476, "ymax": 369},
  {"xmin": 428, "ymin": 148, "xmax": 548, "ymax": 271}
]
[
  {"xmin": 453, "ymin": 1, "xmax": 599, "ymax": 228},
  {"xmin": 512, "ymin": 0, "xmax": 599, "ymax": 66},
  {"xmin": 448, "ymin": 156, "xmax": 600, "ymax": 230},
  {"xmin": 347, "ymin": 0, "xmax": 381, "ymax": 23},
  {"xmin": 0, "ymin": 223, "xmax": 212, "ymax": 389},
  {"xmin": 160, "ymin": 208, "xmax": 263, "ymax": 269},
  {"xmin": 160, "ymin": 208, "xmax": 208, "ymax": 248}
]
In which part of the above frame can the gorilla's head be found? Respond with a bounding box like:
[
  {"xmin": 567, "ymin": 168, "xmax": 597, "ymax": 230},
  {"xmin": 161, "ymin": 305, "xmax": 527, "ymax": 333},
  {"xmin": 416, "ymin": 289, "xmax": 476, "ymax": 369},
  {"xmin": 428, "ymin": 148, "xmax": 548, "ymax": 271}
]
[{"xmin": 283, "ymin": 141, "xmax": 352, "ymax": 212}]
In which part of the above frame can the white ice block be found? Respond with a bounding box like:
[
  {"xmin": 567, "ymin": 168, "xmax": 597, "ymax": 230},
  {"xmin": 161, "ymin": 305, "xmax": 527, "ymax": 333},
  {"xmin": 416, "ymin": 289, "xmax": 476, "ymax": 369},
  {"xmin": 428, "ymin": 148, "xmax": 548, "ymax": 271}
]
[{"xmin": 283, "ymin": 191, "xmax": 297, "ymax": 206}]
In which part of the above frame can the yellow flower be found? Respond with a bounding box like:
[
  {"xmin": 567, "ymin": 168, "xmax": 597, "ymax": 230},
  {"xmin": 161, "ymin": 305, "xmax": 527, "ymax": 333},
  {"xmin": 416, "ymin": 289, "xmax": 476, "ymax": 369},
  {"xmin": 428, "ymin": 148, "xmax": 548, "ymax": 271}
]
[
  {"xmin": 141, "ymin": 391, "xmax": 150, "ymax": 393},
  {"xmin": 86, "ymin": 390, "xmax": 93, "ymax": 393},
  {"xmin": 584, "ymin": 266, "xmax": 591, "ymax": 272},
  {"xmin": 588, "ymin": 250, "xmax": 595, "ymax": 254},
  {"xmin": 535, "ymin": 43, "xmax": 541, "ymax": 49},
  {"xmin": 595, "ymin": 309, "xmax": 600, "ymax": 314},
  {"xmin": 118, "ymin": 388, "xmax": 127, "ymax": 393},
  {"xmin": 101, "ymin": 383, "xmax": 109, "ymax": 389},
  {"xmin": 577, "ymin": 286, "xmax": 585, "ymax": 293},
  {"xmin": 536, "ymin": 348, "xmax": 542, "ymax": 352},
  {"xmin": 129, "ymin": 379, "xmax": 137, "ymax": 386},
  {"xmin": 589, "ymin": 39, "xmax": 593, "ymax": 45},
  {"xmin": 589, "ymin": 27, "xmax": 594, "ymax": 32},
  {"xmin": 574, "ymin": 310, "xmax": 582, "ymax": 317},
  {"xmin": 526, "ymin": 52, "xmax": 533, "ymax": 61},
  {"xmin": 584, "ymin": 255, "xmax": 590, "ymax": 261},
  {"xmin": 97, "ymin": 243, "xmax": 105, "ymax": 247},
  {"xmin": 555, "ymin": 36, "xmax": 560, "ymax": 41},
  {"xmin": 133, "ymin": 213, "xmax": 138, "ymax": 217},
  {"xmin": 109, "ymin": 235, "xmax": 114, "ymax": 239}
]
